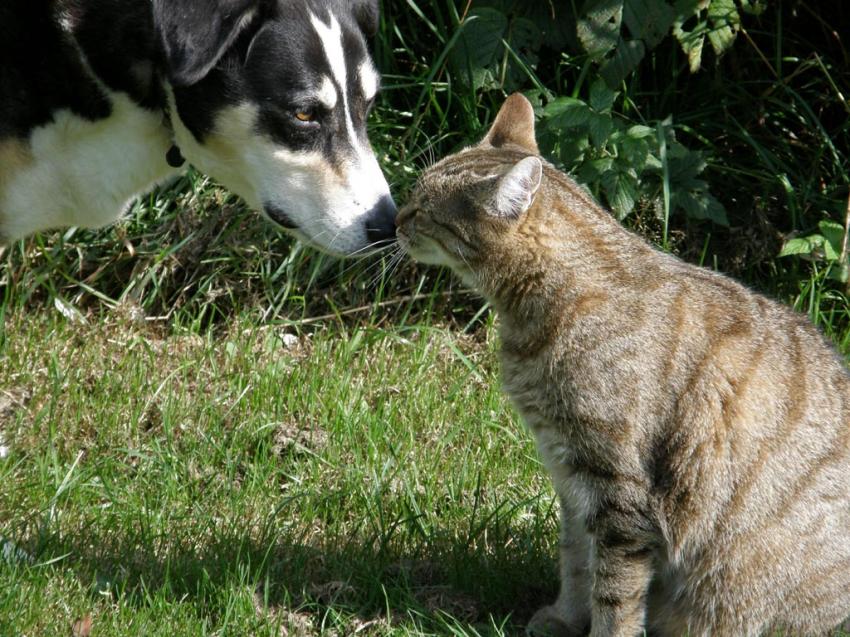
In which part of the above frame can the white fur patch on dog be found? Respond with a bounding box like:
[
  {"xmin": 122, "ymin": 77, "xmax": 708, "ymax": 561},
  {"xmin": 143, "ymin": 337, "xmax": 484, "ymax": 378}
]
[
  {"xmin": 317, "ymin": 75, "xmax": 338, "ymax": 110},
  {"xmin": 0, "ymin": 92, "xmax": 177, "ymax": 241},
  {"xmin": 359, "ymin": 61, "xmax": 379, "ymax": 101},
  {"xmin": 310, "ymin": 12, "xmax": 358, "ymax": 149}
]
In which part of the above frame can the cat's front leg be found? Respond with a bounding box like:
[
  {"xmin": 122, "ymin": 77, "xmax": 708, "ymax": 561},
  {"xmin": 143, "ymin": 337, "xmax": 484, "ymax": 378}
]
[
  {"xmin": 527, "ymin": 494, "xmax": 592, "ymax": 637},
  {"xmin": 588, "ymin": 529, "xmax": 654, "ymax": 637}
]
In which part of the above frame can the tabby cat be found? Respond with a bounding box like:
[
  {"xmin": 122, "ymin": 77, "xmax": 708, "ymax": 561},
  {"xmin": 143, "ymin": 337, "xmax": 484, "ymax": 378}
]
[{"xmin": 397, "ymin": 94, "xmax": 850, "ymax": 637}]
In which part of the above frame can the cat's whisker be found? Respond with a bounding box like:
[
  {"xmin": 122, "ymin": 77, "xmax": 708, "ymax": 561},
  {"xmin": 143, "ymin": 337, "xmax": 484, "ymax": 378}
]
[
  {"xmin": 367, "ymin": 245, "xmax": 405, "ymax": 291},
  {"xmin": 358, "ymin": 253, "xmax": 396, "ymax": 286}
]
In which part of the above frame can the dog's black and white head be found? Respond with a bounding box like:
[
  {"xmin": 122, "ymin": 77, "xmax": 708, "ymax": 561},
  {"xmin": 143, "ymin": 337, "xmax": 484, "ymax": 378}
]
[{"xmin": 155, "ymin": 0, "xmax": 395, "ymax": 255}]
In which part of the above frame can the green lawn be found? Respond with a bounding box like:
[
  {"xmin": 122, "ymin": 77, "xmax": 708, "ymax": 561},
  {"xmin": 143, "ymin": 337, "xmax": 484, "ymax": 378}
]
[{"xmin": 0, "ymin": 310, "xmax": 560, "ymax": 636}]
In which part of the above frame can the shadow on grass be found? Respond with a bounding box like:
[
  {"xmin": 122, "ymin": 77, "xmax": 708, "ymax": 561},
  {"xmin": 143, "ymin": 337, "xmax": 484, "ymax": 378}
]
[{"xmin": 23, "ymin": 512, "xmax": 559, "ymax": 634}]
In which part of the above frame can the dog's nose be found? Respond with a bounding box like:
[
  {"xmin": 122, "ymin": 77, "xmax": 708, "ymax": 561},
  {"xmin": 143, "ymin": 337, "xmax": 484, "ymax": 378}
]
[{"xmin": 365, "ymin": 195, "xmax": 398, "ymax": 245}]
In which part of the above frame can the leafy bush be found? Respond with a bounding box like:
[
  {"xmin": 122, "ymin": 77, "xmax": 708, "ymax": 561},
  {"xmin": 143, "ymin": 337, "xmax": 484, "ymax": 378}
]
[
  {"xmin": 449, "ymin": 2, "xmax": 572, "ymax": 92},
  {"xmin": 780, "ymin": 215, "xmax": 850, "ymax": 284},
  {"xmin": 451, "ymin": 0, "xmax": 766, "ymax": 89},
  {"xmin": 578, "ymin": 0, "xmax": 767, "ymax": 85},
  {"xmin": 450, "ymin": 0, "xmax": 734, "ymax": 228},
  {"xmin": 537, "ymin": 80, "xmax": 726, "ymax": 227}
]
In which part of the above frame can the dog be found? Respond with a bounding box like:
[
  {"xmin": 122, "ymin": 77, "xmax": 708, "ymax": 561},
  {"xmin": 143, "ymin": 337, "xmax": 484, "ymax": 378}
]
[{"xmin": 0, "ymin": 0, "xmax": 397, "ymax": 255}]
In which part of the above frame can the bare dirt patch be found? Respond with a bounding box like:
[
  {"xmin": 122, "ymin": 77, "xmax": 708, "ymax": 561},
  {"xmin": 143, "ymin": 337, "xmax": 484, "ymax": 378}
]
[{"xmin": 0, "ymin": 386, "xmax": 30, "ymax": 423}]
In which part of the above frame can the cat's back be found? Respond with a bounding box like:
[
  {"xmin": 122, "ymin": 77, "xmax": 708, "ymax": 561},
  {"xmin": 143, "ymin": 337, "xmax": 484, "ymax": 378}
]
[
  {"xmin": 652, "ymin": 252, "xmax": 850, "ymax": 432},
  {"xmin": 654, "ymin": 266, "xmax": 850, "ymax": 636}
]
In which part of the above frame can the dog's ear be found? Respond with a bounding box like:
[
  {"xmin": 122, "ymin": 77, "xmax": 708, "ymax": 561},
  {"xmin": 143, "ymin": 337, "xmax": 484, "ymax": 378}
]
[
  {"xmin": 351, "ymin": 0, "xmax": 380, "ymax": 37},
  {"xmin": 153, "ymin": 0, "xmax": 261, "ymax": 86}
]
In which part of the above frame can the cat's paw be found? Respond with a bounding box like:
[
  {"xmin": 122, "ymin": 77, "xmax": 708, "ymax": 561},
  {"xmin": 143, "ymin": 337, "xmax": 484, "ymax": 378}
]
[{"xmin": 526, "ymin": 605, "xmax": 588, "ymax": 637}]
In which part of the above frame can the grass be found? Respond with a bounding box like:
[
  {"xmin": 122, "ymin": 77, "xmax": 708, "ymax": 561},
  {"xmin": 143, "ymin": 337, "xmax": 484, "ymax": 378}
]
[
  {"xmin": 0, "ymin": 312, "xmax": 558, "ymax": 636},
  {"xmin": 1, "ymin": 1, "xmax": 849, "ymax": 634}
]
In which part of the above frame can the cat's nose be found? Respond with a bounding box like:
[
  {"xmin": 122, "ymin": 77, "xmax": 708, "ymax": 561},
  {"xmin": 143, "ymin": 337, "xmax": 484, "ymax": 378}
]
[{"xmin": 365, "ymin": 195, "xmax": 398, "ymax": 245}]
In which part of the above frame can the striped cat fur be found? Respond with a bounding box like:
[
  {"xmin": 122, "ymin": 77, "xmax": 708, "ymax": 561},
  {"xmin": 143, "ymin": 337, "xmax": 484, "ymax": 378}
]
[{"xmin": 397, "ymin": 94, "xmax": 850, "ymax": 637}]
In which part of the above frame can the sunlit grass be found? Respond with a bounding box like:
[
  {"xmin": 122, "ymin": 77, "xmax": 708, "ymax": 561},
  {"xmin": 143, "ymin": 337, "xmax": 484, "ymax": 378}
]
[{"xmin": 0, "ymin": 312, "xmax": 560, "ymax": 636}]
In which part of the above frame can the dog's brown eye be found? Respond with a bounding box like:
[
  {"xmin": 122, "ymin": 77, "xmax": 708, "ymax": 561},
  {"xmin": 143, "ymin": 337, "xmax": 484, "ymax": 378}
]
[{"xmin": 295, "ymin": 111, "xmax": 314, "ymax": 122}]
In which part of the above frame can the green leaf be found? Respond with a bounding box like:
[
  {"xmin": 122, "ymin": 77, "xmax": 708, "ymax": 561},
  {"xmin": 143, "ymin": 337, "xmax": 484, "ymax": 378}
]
[
  {"xmin": 667, "ymin": 145, "xmax": 707, "ymax": 184},
  {"xmin": 644, "ymin": 153, "xmax": 663, "ymax": 171},
  {"xmin": 544, "ymin": 97, "xmax": 593, "ymax": 128},
  {"xmin": 672, "ymin": 0, "xmax": 709, "ymax": 72},
  {"xmin": 577, "ymin": 0, "xmax": 624, "ymax": 58},
  {"xmin": 818, "ymin": 219, "xmax": 846, "ymax": 261},
  {"xmin": 779, "ymin": 235, "xmax": 827, "ymax": 258},
  {"xmin": 524, "ymin": 2, "xmax": 577, "ymax": 49},
  {"xmin": 502, "ymin": 16, "xmax": 544, "ymax": 91},
  {"xmin": 589, "ymin": 78, "xmax": 618, "ymax": 113},
  {"xmin": 450, "ymin": 6, "xmax": 545, "ymax": 91},
  {"xmin": 680, "ymin": 29, "xmax": 706, "ymax": 72},
  {"xmin": 671, "ymin": 188, "xmax": 728, "ymax": 225},
  {"xmin": 828, "ymin": 264, "xmax": 850, "ymax": 283},
  {"xmin": 672, "ymin": 0, "xmax": 710, "ymax": 26},
  {"xmin": 578, "ymin": 157, "xmax": 615, "ymax": 185},
  {"xmin": 539, "ymin": 114, "xmax": 591, "ymax": 169},
  {"xmin": 601, "ymin": 169, "xmax": 638, "ymax": 219},
  {"xmin": 739, "ymin": 0, "xmax": 768, "ymax": 16},
  {"xmin": 599, "ymin": 39, "xmax": 646, "ymax": 88},
  {"xmin": 626, "ymin": 124, "xmax": 654, "ymax": 139},
  {"xmin": 776, "ymin": 228, "xmax": 840, "ymax": 261},
  {"xmin": 707, "ymin": 0, "xmax": 740, "ymax": 55},
  {"xmin": 700, "ymin": 192, "xmax": 729, "ymax": 226},
  {"xmin": 623, "ymin": 0, "xmax": 675, "ymax": 48},
  {"xmin": 707, "ymin": 25, "xmax": 736, "ymax": 55},
  {"xmin": 451, "ymin": 8, "xmax": 508, "ymax": 89},
  {"xmin": 619, "ymin": 135, "xmax": 651, "ymax": 169},
  {"xmin": 589, "ymin": 112, "xmax": 615, "ymax": 148},
  {"xmin": 558, "ymin": 135, "xmax": 592, "ymax": 168}
]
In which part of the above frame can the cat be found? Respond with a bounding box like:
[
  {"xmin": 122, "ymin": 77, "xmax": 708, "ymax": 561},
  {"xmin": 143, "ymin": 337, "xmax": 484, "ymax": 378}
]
[{"xmin": 396, "ymin": 93, "xmax": 850, "ymax": 637}]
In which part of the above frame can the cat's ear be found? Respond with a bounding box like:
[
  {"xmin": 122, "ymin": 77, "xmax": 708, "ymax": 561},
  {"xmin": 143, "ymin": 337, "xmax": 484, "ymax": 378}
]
[
  {"xmin": 482, "ymin": 93, "xmax": 539, "ymax": 153},
  {"xmin": 494, "ymin": 156, "xmax": 543, "ymax": 218}
]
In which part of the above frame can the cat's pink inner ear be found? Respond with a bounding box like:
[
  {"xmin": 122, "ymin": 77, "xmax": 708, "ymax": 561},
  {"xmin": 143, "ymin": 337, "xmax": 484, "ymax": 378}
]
[
  {"xmin": 495, "ymin": 156, "xmax": 543, "ymax": 218},
  {"xmin": 482, "ymin": 93, "xmax": 539, "ymax": 154}
]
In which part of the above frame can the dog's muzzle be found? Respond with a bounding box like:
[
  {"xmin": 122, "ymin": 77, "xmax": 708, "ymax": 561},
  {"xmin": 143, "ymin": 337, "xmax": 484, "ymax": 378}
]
[{"xmin": 365, "ymin": 195, "xmax": 398, "ymax": 247}]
